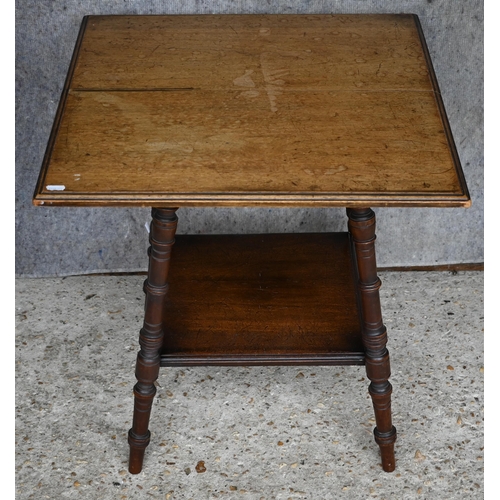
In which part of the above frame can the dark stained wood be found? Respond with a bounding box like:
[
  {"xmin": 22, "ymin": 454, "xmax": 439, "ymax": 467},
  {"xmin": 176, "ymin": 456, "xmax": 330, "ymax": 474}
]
[
  {"xmin": 30, "ymin": 14, "xmax": 473, "ymax": 476},
  {"xmin": 33, "ymin": 14, "xmax": 471, "ymax": 208},
  {"xmin": 128, "ymin": 208, "xmax": 178, "ymax": 474},
  {"xmin": 347, "ymin": 208, "xmax": 397, "ymax": 472},
  {"xmin": 159, "ymin": 233, "xmax": 364, "ymax": 366}
]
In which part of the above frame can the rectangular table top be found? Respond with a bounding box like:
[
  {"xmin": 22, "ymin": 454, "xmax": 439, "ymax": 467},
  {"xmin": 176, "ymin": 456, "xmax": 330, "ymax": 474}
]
[{"xmin": 33, "ymin": 14, "xmax": 470, "ymax": 208}]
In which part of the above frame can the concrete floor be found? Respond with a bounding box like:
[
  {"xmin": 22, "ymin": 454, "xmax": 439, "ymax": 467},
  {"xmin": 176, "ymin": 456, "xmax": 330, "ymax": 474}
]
[{"xmin": 15, "ymin": 271, "xmax": 483, "ymax": 499}]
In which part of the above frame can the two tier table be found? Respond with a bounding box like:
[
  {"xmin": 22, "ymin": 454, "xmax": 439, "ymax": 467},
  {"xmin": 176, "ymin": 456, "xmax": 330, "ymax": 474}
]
[{"xmin": 33, "ymin": 14, "xmax": 470, "ymax": 474}]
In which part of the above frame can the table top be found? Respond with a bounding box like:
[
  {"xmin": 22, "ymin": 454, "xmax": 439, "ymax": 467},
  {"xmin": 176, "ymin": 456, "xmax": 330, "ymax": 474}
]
[{"xmin": 33, "ymin": 14, "xmax": 470, "ymax": 208}]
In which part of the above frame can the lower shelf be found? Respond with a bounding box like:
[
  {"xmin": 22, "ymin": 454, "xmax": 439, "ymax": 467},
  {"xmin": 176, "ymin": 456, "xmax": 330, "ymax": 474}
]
[{"xmin": 160, "ymin": 232, "xmax": 364, "ymax": 366}]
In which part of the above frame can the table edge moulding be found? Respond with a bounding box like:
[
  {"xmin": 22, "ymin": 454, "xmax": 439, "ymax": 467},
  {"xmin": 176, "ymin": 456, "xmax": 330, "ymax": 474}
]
[{"xmin": 32, "ymin": 13, "xmax": 471, "ymax": 475}]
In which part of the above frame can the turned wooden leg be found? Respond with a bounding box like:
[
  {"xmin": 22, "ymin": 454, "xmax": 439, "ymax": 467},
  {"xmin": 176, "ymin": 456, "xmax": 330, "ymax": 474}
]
[
  {"xmin": 347, "ymin": 208, "xmax": 397, "ymax": 472},
  {"xmin": 128, "ymin": 208, "xmax": 178, "ymax": 474}
]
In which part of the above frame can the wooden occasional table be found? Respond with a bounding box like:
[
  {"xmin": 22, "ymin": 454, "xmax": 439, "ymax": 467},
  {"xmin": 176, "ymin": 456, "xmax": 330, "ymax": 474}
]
[{"xmin": 33, "ymin": 14, "xmax": 470, "ymax": 474}]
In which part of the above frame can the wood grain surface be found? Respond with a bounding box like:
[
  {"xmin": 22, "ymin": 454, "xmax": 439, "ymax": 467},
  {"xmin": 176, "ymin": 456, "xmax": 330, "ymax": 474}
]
[
  {"xmin": 160, "ymin": 233, "xmax": 364, "ymax": 365},
  {"xmin": 71, "ymin": 15, "xmax": 433, "ymax": 92},
  {"xmin": 33, "ymin": 14, "xmax": 470, "ymax": 207}
]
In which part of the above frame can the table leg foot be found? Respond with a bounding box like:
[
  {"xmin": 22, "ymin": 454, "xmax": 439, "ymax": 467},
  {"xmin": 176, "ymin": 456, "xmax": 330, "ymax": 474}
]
[
  {"xmin": 374, "ymin": 425, "xmax": 397, "ymax": 472},
  {"xmin": 370, "ymin": 379, "xmax": 397, "ymax": 472},
  {"xmin": 128, "ymin": 430, "xmax": 149, "ymax": 474},
  {"xmin": 128, "ymin": 208, "xmax": 178, "ymax": 474},
  {"xmin": 347, "ymin": 208, "xmax": 397, "ymax": 472},
  {"xmin": 367, "ymin": 363, "xmax": 397, "ymax": 472}
]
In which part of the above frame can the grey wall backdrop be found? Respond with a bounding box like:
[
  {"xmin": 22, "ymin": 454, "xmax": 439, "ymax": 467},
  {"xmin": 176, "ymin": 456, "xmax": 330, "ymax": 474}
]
[{"xmin": 15, "ymin": 1, "xmax": 483, "ymax": 277}]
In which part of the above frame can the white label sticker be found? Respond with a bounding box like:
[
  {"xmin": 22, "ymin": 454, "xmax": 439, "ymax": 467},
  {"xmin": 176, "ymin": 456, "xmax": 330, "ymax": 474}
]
[{"xmin": 46, "ymin": 185, "xmax": 66, "ymax": 191}]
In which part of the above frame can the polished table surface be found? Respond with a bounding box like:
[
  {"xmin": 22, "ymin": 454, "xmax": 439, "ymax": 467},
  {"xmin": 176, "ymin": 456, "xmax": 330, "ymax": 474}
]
[{"xmin": 33, "ymin": 14, "xmax": 469, "ymax": 208}]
